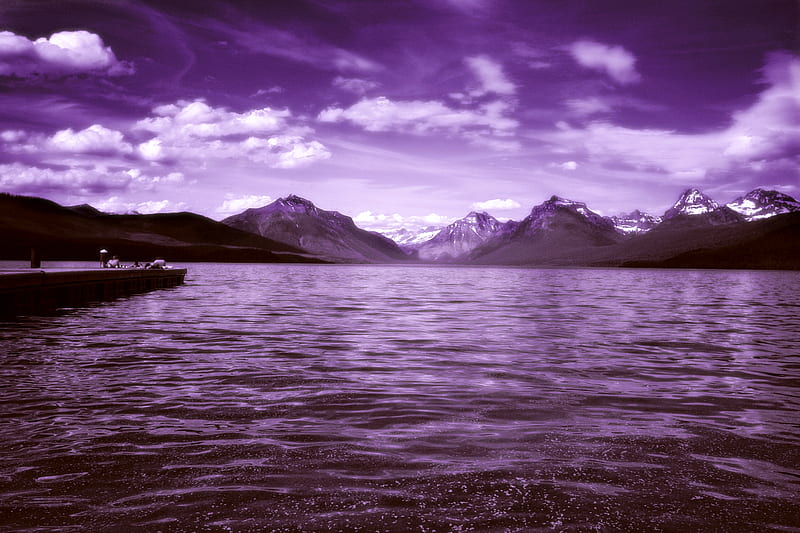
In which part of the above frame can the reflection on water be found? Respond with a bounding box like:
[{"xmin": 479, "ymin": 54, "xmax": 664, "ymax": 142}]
[{"xmin": 1, "ymin": 263, "xmax": 799, "ymax": 531}]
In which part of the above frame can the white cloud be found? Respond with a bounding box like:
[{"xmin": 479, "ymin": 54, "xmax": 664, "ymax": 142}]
[
  {"xmin": 318, "ymin": 96, "xmax": 518, "ymax": 150},
  {"xmin": 0, "ymin": 162, "xmax": 188, "ymax": 198},
  {"xmin": 0, "ymin": 30, "xmax": 132, "ymax": 77},
  {"xmin": 50, "ymin": 124, "xmax": 132, "ymax": 154},
  {"xmin": 465, "ymin": 55, "xmax": 516, "ymax": 96},
  {"xmin": 134, "ymin": 99, "xmax": 330, "ymax": 168},
  {"xmin": 240, "ymin": 135, "xmax": 332, "ymax": 168},
  {"xmin": 1, "ymin": 130, "xmax": 26, "ymax": 142},
  {"xmin": 94, "ymin": 196, "xmax": 188, "ymax": 214},
  {"xmin": 0, "ymin": 163, "xmax": 135, "ymax": 195},
  {"xmin": 569, "ymin": 40, "xmax": 641, "ymax": 85},
  {"xmin": 566, "ymin": 97, "xmax": 614, "ymax": 116},
  {"xmin": 472, "ymin": 198, "xmax": 522, "ymax": 210},
  {"xmin": 333, "ymin": 76, "xmax": 380, "ymax": 94},
  {"xmin": 354, "ymin": 210, "xmax": 451, "ymax": 232},
  {"xmin": 138, "ymin": 138, "xmax": 164, "ymax": 161},
  {"xmin": 135, "ymin": 99, "xmax": 291, "ymax": 139},
  {"xmin": 548, "ymin": 53, "xmax": 800, "ymax": 183},
  {"xmin": 215, "ymin": 194, "xmax": 273, "ymax": 216}
]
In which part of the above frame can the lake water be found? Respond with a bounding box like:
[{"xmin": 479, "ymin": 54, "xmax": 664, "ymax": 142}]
[{"xmin": 1, "ymin": 263, "xmax": 799, "ymax": 532}]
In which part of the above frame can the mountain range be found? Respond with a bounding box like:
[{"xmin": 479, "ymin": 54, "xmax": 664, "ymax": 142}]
[
  {"xmin": 0, "ymin": 193, "xmax": 322, "ymax": 264},
  {"xmin": 1, "ymin": 187, "xmax": 798, "ymax": 269}
]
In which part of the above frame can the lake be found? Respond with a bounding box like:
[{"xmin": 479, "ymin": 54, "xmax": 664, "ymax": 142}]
[{"xmin": 1, "ymin": 263, "xmax": 798, "ymax": 531}]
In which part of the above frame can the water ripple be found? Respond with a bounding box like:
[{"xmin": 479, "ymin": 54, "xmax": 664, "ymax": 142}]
[{"xmin": 1, "ymin": 263, "xmax": 799, "ymax": 531}]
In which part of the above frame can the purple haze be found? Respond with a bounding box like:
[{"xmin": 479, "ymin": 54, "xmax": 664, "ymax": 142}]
[{"xmin": 0, "ymin": 0, "xmax": 797, "ymax": 233}]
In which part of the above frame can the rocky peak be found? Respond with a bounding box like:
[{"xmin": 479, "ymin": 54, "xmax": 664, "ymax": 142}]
[
  {"xmin": 276, "ymin": 194, "xmax": 318, "ymax": 213},
  {"xmin": 727, "ymin": 188, "xmax": 800, "ymax": 220},
  {"xmin": 663, "ymin": 188, "xmax": 720, "ymax": 219},
  {"xmin": 526, "ymin": 195, "xmax": 614, "ymax": 232},
  {"xmin": 611, "ymin": 209, "xmax": 662, "ymax": 234}
]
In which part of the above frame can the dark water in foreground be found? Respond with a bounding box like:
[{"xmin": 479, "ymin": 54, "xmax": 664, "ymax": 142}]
[{"xmin": 1, "ymin": 263, "xmax": 799, "ymax": 532}]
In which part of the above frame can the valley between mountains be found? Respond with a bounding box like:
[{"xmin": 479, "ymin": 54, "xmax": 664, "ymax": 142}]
[{"xmin": 2, "ymin": 187, "xmax": 799, "ymax": 269}]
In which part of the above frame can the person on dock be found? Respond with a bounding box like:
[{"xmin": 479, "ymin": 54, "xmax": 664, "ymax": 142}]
[
  {"xmin": 100, "ymin": 248, "xmax": 109, "ymax": 268},
  {"xmin": 107, "ymin": 256, "xmax": 120, "ymax": 268}
]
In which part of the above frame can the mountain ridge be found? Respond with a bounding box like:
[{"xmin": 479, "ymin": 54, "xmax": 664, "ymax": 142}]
[{"xmin": 2, "ymin": 186, "xmax": 797, "ymax": 269}]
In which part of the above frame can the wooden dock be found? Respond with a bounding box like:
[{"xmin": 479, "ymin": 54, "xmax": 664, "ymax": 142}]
[{"xmin": 0, "ymin": 268, "xmax": 187, "ymax": 316}]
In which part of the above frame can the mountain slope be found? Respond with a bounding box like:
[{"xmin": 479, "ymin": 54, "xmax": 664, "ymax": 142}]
[
  {"xmin": 727, "ymin": 188, "xmax": 800, "ymax": 221},
  {"xmin": 222, "ymin": 195, "xmax": 409, "ymax": 263},
  {"xmin": 660, "ymin": 188, "xmax": 743, "ymax": 227},
  {"xmin": 611, "ymin": 209, "xmax": 662, "ymax": 234},
  {"xmin": 470, "ymin": 196, "xmax": 622, "ymax": 265},
  {"xmin": 415, "ymin": 211, "xmax": 504, "ymax": 261},
  {"xmin": 0, "ymin": 193, "xmax": 318, "ymax": 263},
  {"xmin": 617, "ymin": 212, "xmax": 800, "ymax": 270}
]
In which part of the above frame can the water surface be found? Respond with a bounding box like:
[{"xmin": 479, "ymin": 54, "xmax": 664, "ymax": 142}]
[{"xmin": 1, "ymin": 263, "xmax": 798, "ymax": 531}]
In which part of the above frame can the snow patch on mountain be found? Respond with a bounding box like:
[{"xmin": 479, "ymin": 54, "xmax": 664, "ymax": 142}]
[
  {"xmin": 611, "ymin": 209, "xmax": 662, "ymax": 234},
  {"xmin": 663, "ymin": 188, "xmax": 720, "ymax": 219},
  {"xmin": 727, "ymin": 188, "xmax": 800, "ymax": 221},
  {"xmin": 415, "ymin": 211, "xmax": 504, "ymax": 260}
]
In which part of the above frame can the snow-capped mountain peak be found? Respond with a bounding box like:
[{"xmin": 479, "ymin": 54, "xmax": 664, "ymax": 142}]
[
  {"xmin": 726, "ymin": 188, "xmax": 800, "ymax": 221},
  {"xmin": 611, "ymin": 209, "xmax": 662, "ymax": 233},
  {"xmin": 413, "ymin": 211, "xmax": 504, "ymax": 260},
  {"xmin": 663, "ymin": 188, "xmax": 720, "ymax": 219},
  {"xmin": 378, "ymin": 226, "xmax": 444, "ymax": 247},
  {"xmin": 526, "ymin": 195, "xmax": 615, "ymax": 232}
]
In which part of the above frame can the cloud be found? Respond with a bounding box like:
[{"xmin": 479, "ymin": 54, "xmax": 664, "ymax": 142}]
[
  {"xmin": 333, "ymin": 76, "xmax": 380, "ymax": 95},
  {"xmin": 568, "ymin": 40, "xmax": 641, "ymax": 85},
  {"xmin": 566, "ymin": 97, "xmax": 614, "ymax": 116},
  {"xmin": 354, "ymin": 211, "xmax": 452, "ymax": 232},
  {"xmin": 240, "ymin": 136, "xmax": 331, "ymax": 168},
  {"xmin": 465, "ymin": 55, "xmax": 516, "ymax": 96},
  {"xmin": 50, "ymin": 124, "xmax": 133, "ymax": 154},
  {"xmin": 548, "ymin": 52, "xmax": 800, "ymax": 185},
  {"xmin": 207, "ymin": 19, "xmax": 380, "ymax": 73},
  {"xmin": 0, "ymin": 130, "xmax": 26, "ymax": 143},
  {"xmin": 471, "ymin": 198, "xmax": 521, "ymax": 210},
  {"xmin": 318, "ymin": 96, "xmax": 518, "ymax": 150},
  {"xmin": 215, "ymin": 194, "xmax": 273, "ymax": 216},
  {"xmin": 94, "ymin": 196, "xmax": 188, "ymax": 214},
  {"xmin": 0, "ymin": 30, "xmax": 132, "ymax": 77},
  {"xmin": 134, "ymin": 99, "xmax": 331, "ymax": 168},
  {"xmin": 0, "ymin": 161, "xmax": 189, "ymax": 199},
  {"xmin": 549, "ymin": 161, "xmax": 578, "ymax": 170},
  {"xmin": 135, "ymin": 99, "xmax": 291, "ymax": 139},
  {"xmin": 0, "ymin": 163, "xmax": 138, "ymax": 195}
]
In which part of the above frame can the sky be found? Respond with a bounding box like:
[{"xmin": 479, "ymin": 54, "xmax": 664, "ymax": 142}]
[{"xmin": 0, "ymin": 0, "xmax": 797, "ymax": 232}]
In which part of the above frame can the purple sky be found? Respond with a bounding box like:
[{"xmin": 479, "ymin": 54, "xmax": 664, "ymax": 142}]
[{"xmin": 0, "ymin": 0, "xmax": 797, "ymax": 231}]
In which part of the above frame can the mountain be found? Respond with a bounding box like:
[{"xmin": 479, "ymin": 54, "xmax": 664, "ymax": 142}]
[
  {"xmin": 470, "ymin": 196, "xmax": 622, "ymax": 265},
  {"xmin": 221, "ymin": 195, "xmax": 409, "ymax": 263},
  {"xmin": 663, "ymin": 187, "xmax": 719, "ymax": 218},
  {"xmin": 617, "ymin": 212, "xmax": 800, "ymax": 270},
  {"xmin": 727, "ymin": 188, "xmax": 800, "ymax": 221},
  {"xmin": 661, "ymin": 187, "xmax": 743, "ymax": 227},
  {"xmin": 611, "ymin": 209, "xmax": 662, "ymax": 234},
  {"xmin": 0, "ymin": 193, "xmax": 320, "ymax": 263},
  {"xmin": 415, "ymin": 211, "xmax": 505, "ymax": 261},
  {"xmin": 379, "ymin": 226, "xmax": 443, "ymax": 248}
]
